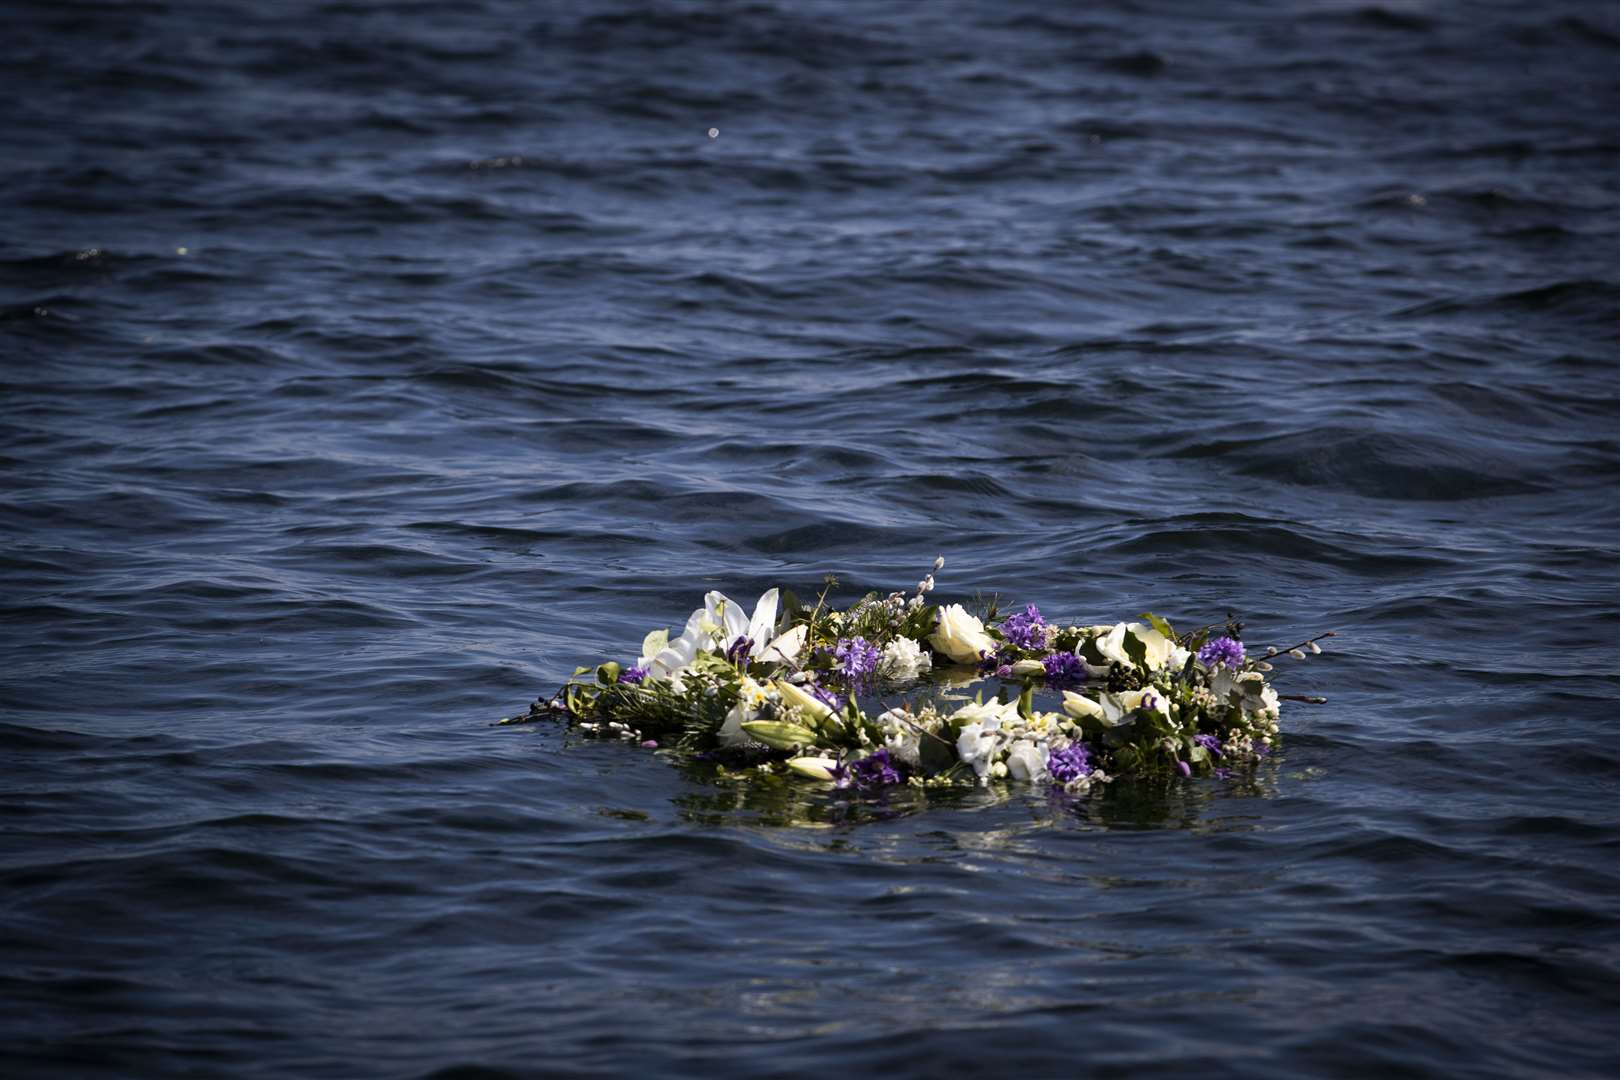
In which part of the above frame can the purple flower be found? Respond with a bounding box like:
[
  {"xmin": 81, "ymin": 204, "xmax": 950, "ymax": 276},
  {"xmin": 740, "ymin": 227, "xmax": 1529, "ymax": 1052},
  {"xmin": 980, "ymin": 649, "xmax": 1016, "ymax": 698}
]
[
  {"xmin": 725, "ymin": 635, "xmax": 754, "ymax": 665},
  {"xmin": 1193, "ymin": 733, "xmax": 1223, "ymax": 757},
  {"xmin": 1176, "ymin": 759, "xmax": 1192, "ymax": 778},
  {"xmin": 1198, "ymin": 636, "xmax": 1245, "ymax": 669},
  {"xmin": 618, "ymin": 665, "xmax": 648, "ymax": 684},
  {"xmin": 833, "ymin": 636, "xmax": 881, "ymax": 682},
  {"xmin": 1000, "ymin": 604, "xmax": 1049, "ymax": 650},
  {"xmin": 1048, "ymin": 742, "xmax": 1091, "ymax": 783},
  {"xmin": 1042, "ymin": 651, "xmax": 1085, "ymax": 689},
  {"xmin": 848, "ymin": 748, "xmax": 901, "ymax": 789}
]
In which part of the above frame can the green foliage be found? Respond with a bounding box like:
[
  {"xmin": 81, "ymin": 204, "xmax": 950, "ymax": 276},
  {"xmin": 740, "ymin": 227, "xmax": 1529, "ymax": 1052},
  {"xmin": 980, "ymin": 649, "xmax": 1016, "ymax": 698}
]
[
  {"xmin": 918, "ymin": 726, "xmax": 957, "ymax": 776},
  {"xmin": 1121, "ymin": 629, "xmax": 1149, "ymax": 669},
  {"xmin": 1139, "ymin": 612, "xmax": 1177, "ymax": 642}
]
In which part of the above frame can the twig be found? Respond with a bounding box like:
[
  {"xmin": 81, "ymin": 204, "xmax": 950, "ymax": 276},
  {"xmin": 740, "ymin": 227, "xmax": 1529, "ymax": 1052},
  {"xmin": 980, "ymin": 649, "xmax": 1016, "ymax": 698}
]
[{"xmin": 1262, "ymin": 630, "xmax": 1337, "ymax": 658}]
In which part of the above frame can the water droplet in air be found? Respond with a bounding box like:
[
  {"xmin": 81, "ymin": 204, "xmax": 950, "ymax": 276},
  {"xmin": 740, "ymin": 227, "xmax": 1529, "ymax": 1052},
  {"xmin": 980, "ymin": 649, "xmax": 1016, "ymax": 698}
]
[{"xmin": 708, "ymin": 128, "xmax": 719, "ymax": 139}]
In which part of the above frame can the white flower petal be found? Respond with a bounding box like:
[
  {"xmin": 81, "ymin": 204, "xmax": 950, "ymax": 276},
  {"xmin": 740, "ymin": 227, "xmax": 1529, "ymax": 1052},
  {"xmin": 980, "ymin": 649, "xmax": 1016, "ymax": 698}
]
[
  {"xmin": 746, "ymin": 588, "xmax": 780, "ymax": 649},
  {"xmin": 759, "ymin": 624, "xmax": 806, "ymax": 665}
]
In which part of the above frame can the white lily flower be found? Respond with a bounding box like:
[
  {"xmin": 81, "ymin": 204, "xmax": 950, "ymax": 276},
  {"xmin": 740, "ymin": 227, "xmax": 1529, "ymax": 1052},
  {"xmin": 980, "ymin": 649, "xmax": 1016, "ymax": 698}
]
[
  {"xmin": 642, "ymin": 605, "xmax": 709, "ymax": 680},
  {"xmin": 716, "ymin": 676, "xmax": 773, "ymax": 747},
  {"xmin": 758, "ymin": 623, "xmax": 806, "ymax": 665},
  {"xmin": 949, "ymin": 698, "xmax": 1021, "ymax": 728},
  {"xmin": 1061, "ymin": 690, "xmax": 1105, "ymax": 722},
  {"xmin": 707, "ymin": 588, "xmax": 781, "ymax": 655},
  {"xmin": 1117, "ymin": 686, "xmax": 1171, "ymax": 719},
  {"xmin": 772, "ymin": 678, "xmax": 834, "ymax": 722},
  {"xmin": 1095, "ymin": 622, "xmax": 1190, "ymax": 673},
  {"xmin": 643, "ymin": 588, "xmax": 783, "ymax": 681},
  {"xmin": 786, "ymin": 757, "xmax": 840, "ymax": 782}
]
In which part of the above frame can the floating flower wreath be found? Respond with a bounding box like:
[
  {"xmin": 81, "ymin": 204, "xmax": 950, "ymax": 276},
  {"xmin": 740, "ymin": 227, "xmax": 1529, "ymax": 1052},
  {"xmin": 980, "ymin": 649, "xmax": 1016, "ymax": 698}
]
[{"xmin": 511, "ymin": 558, "xmax": 1331, "ymax": 793}]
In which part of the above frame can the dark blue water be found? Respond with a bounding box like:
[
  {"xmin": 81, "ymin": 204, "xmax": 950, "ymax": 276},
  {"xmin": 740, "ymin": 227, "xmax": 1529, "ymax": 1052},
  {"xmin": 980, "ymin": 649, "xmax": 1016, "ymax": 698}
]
[{"xmin": 4, "ymin": 1, "xmax": 1619, "ymax": 1075}]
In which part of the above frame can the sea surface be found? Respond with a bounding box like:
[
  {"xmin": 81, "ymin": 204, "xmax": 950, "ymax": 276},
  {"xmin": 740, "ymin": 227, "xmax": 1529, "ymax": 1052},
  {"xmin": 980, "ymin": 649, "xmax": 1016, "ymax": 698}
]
[{"xmin": 4, "ymin": 1, "xmax": 1619, "ymax": 1076}]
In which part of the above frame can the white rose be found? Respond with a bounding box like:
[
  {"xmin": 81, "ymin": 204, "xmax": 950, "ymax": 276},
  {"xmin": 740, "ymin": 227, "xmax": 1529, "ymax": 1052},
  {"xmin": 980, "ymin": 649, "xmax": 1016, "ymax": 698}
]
[
  {"xmin": 879, "ymin": 636, "xmax": 932, "ymax": 680},
  {"xmin": 930, "ymin": 603, "xmax": 996, "ymax": 664}
]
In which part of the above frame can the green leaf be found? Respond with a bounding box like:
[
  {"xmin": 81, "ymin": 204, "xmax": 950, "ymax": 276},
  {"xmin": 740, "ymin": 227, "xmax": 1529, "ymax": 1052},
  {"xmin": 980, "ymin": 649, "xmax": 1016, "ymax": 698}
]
[
  {"xmin": 565, "ymin": 683, "xmax": 590, "ymax": 716},
  {"xmin": 740, "ymin": 720, "xmax": 818, "ymax": 750},
  {"xmin": 1139, "ymin": 612, "xmax": 1177, "ymax": 641},
  {"xmin": 596, "ymin": 662, "xmax": 622, "ymax": 685},
  {"xmin": 1122, "ymin": 630, "xmax": 1148, "ymax": 669},
  {"xmin": 919, "ymin": 730, "xmax": 956, "ymax": 775},
  {"xmin": 1095, "ymin": 712, "xmax": 1134, "ymax": 738}
]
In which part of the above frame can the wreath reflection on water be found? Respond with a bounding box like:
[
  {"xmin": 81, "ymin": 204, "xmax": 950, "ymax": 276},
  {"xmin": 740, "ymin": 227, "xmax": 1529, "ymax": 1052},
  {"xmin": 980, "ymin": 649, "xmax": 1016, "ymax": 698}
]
[{"xmin": 510, "ymin": 558, "xmax": 1331, "ymax": 795}]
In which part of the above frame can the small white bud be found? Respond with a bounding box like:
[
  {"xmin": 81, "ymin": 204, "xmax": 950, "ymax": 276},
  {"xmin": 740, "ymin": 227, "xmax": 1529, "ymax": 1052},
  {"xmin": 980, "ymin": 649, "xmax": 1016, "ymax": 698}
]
[
  {"xmin": 933, "ymin": 555, "xmax": 945, "ymax": 571},
  {"xmin": 1289, "ymin": 649, "xmax": 1307, "ymax": 660},
  {"xmin": 1308, "ymin": 641, "xmax": 1322, "ymax": 654},
  {"xmin": 1266, "ymin": 646, "xmax": 1278, "ymax": 657}
]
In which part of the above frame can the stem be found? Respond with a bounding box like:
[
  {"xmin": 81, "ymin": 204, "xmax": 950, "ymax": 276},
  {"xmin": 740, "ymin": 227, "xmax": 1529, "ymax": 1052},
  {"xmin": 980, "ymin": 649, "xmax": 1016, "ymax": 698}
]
[
  {"xmin": 1262, "ymin": 629, "xmax": 1337, "ymax": 658},
  {"xmin": 881, "ymin": 701, "xmax": 955, "ymax": 750},
  {"xmin": 804, "ymin": 574, "xmax": 839, "ymax": 651}
]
